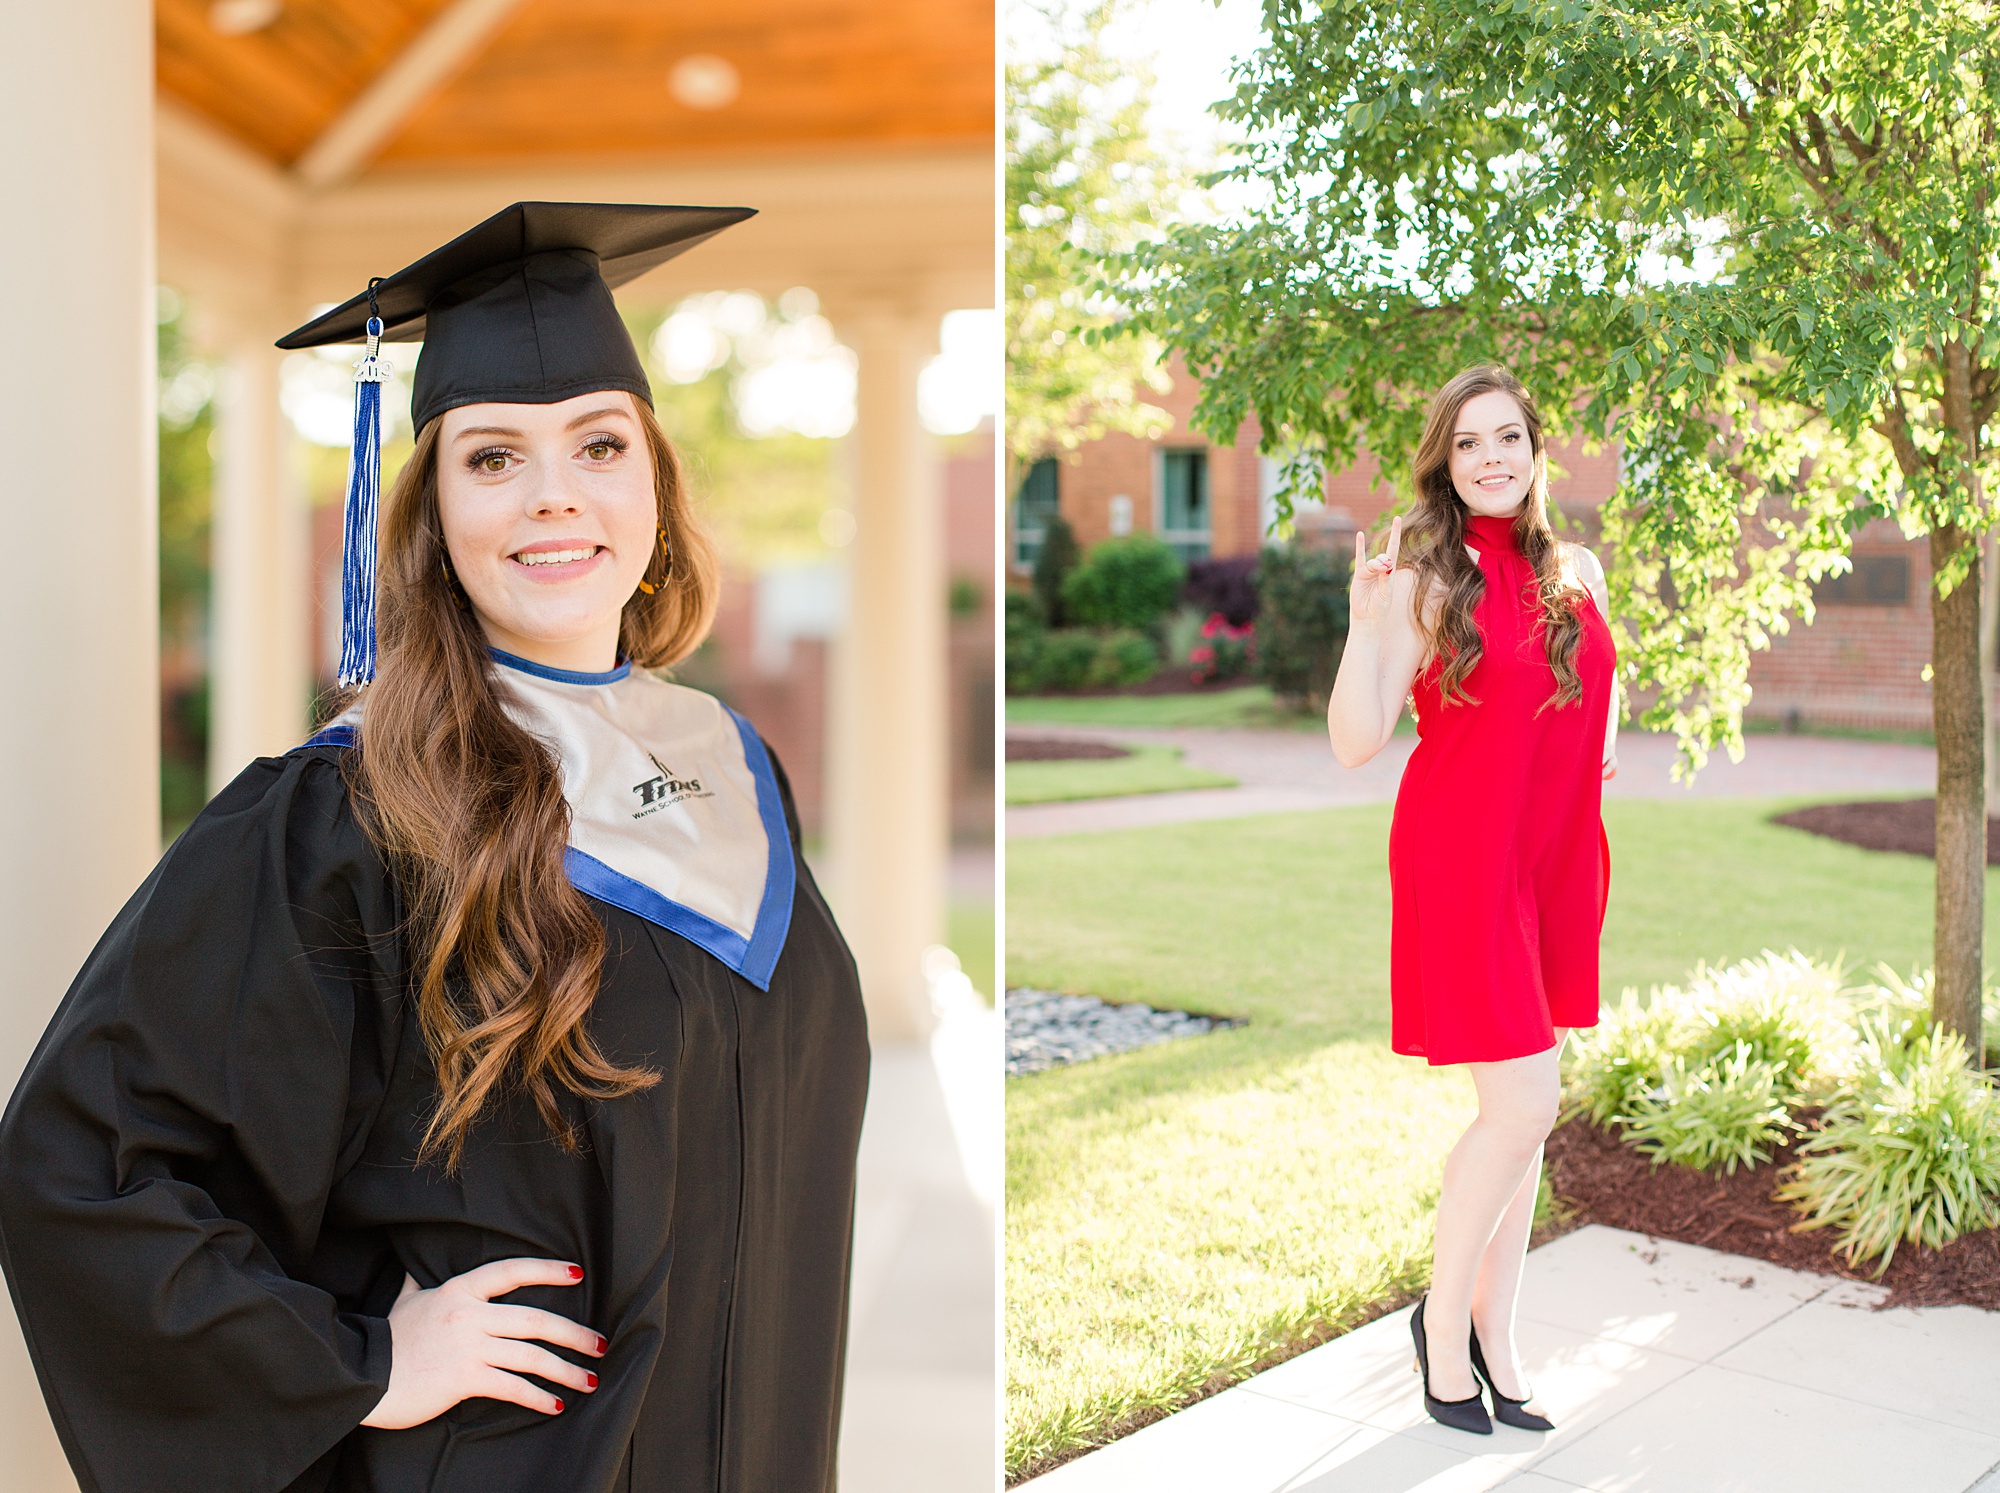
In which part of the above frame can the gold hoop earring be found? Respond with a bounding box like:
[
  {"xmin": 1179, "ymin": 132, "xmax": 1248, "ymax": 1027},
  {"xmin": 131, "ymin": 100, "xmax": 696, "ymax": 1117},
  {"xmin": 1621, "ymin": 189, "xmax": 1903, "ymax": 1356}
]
[
  {"xmin": 635, "ymin": 523, "xmax": 673, "ymax": 595},
  {"xmin": 440, "ymin": 556, "xmax": 471, "ymax": 611}
]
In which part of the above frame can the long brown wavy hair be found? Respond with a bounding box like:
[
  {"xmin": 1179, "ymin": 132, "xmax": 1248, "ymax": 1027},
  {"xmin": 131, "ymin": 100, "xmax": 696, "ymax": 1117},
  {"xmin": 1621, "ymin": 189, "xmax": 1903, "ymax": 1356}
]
[
  {"xmin": 345, "ymin": 397, "xmax": 719, "ymax": 1167},
  {"xmin": 1401, "ymin": 365, "xmax": 1588, "ymax": 711}
]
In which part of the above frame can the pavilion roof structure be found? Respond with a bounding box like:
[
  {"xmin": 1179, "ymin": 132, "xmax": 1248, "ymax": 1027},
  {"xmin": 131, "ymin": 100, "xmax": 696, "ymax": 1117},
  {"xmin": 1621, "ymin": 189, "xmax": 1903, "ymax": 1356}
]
[
  {"xmin": 153, "ymin": 0, "xmax": 994, "ymax": 320},
  {"xmin": 157, "ymin": 0, "xmax": 991, "ymax": 177}
]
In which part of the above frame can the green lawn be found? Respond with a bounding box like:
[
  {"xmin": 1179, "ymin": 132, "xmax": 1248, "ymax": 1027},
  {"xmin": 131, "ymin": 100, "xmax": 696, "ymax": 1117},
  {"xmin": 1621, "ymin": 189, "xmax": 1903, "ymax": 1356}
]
[
  {"xmin": 948, "ymin": 895, "xmax": 995, "ymax": 1004},
  {"xmin": 1007, "ymin": 685, "xmax": 1319, "ymax": 731},
  {"xmin": 1005, "ymin": 745, "xmax": 1238, "ymax": 805},
  {"xmin": 1004, "ymin": 796, "xmax": 1997, "ymax": 1476}
]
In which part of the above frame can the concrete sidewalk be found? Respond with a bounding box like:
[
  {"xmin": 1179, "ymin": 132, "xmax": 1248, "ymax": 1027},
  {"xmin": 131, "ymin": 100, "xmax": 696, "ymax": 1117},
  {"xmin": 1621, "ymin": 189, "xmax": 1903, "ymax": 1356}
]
[
  {"xmin": 839, "ymin": 1023, "xmax": 998, "ymax": 1491},
  {"xmin": 1021, "ymin": 1225, "xmax": 2000, "ymax": 1493},
  {"xmin": 1007, "ymin": 728, "xmax": 1939, "ymax": 838}
]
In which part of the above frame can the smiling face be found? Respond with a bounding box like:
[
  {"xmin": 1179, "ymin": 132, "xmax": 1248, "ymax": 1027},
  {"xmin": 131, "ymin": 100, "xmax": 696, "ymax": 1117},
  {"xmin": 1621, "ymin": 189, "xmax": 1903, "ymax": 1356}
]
[
  {"xmin": 1447, "ymin": 388, "xmax": 1540, "ymax": 518},
  {"xmin": 434, "ymin": 390, "xmax": 659, "ymax": 673}
]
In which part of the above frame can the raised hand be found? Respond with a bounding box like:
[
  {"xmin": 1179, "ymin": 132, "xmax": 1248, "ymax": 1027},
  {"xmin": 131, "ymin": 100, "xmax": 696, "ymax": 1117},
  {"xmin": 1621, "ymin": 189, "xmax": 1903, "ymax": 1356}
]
[
  {"xmin": 360, "ymin": 1257, "xmax": 606, "ymax": 1429},
  {"xmin": 1350, "ymin": 515, "xmax": 1404, "ymax": 628}
]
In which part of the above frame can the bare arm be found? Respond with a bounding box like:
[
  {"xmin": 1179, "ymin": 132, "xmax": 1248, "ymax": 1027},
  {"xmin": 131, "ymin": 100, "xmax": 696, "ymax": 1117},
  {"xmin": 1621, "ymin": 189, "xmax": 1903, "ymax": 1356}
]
[
  {"xmin": 1572, "ymin": 544, "xmax": 1618, "ymax": 781},
  {"xmin": 1328, "ymin": 517, "xmax": 1431, "ymax": 768}
]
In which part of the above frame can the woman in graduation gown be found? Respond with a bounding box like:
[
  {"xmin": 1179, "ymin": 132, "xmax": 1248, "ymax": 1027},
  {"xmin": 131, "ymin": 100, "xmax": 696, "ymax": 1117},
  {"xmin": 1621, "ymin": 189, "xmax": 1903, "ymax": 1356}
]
[{"xmin": 0, "ymin": 202, "xmax": 871, "ymax": 1493}]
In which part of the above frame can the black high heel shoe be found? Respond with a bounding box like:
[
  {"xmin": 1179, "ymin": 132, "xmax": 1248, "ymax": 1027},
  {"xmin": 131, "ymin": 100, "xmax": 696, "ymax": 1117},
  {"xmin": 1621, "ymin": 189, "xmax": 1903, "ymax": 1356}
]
[
  {"xmin": 1409, "ymin": 1297, "xmax": 1492, "ymax": 1435},
  {"xmin": 1469, "ymin": 1327, "xmax": 1555, "ymax": 1431}
]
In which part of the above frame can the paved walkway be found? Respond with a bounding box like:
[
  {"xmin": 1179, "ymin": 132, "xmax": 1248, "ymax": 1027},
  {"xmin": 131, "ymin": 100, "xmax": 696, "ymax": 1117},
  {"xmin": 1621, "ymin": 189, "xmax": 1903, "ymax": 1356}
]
[
  {"xmin": 1007, "ymin": 728, "xmax": 1939, "ymax": 838},
  {"xmin": 1021, "ymin": 1225, "xmax": 2000, "ymax": 1493},
  {"xmin": 839, "ymin": 1008, "xmax": 998, "ymax": 1490}
]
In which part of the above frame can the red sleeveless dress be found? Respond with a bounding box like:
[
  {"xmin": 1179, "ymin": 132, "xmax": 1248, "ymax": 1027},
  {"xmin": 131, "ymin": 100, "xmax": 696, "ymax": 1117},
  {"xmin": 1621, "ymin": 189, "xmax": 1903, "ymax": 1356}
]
[{"xmin": 1388, "ymin": 512, "xmax": 1614, "ymax": 1064}]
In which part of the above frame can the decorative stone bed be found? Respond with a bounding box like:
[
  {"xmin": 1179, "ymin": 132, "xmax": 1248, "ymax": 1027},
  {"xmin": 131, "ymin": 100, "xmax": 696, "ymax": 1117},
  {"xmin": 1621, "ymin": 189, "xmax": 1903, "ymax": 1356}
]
[{"xmin": 1005, "ymin": 987, "xmax": 1244, "ymax": 1076}]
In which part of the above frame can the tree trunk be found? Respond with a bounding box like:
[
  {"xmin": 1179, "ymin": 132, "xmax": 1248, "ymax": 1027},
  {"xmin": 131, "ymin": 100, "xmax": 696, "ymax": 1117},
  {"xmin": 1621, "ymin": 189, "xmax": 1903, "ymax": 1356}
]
[
  {"xmin": 1931, "ymin": 522, "xmax": 1986, "ymax": 1058},
  {"xmin": 1985, "ymin": 533, "xmax": 2000, "ymax": 818}
]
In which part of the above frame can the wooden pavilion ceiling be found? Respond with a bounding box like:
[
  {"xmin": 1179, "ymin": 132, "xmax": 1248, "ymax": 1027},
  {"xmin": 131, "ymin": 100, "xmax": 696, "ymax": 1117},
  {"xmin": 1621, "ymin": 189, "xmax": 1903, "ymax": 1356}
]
[{"xmin": 156, "ymin": 0, "xmax": 994, "ymax": 173}]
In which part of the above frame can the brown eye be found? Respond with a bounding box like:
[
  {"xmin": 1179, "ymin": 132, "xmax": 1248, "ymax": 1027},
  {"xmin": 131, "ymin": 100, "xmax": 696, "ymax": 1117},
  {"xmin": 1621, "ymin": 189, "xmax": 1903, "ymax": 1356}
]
[
  {"xmin": 584, "ymin": 441, "xmax": 616, "ymax": 461},
  {"xmin": 478, "ymin": 452, "xmax": 508, "ymax": 473}
]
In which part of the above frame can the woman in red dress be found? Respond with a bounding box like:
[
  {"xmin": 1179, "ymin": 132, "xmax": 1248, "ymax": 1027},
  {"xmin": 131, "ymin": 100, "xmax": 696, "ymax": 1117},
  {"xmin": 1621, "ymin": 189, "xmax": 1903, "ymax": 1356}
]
[{"xmin": 1327, "ymin": 365, "xmax": 1618, "ymax": 1436}]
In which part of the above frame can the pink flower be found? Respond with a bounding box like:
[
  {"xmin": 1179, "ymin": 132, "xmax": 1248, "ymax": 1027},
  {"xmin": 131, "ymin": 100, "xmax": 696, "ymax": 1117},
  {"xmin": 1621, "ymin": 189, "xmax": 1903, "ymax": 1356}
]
[{"xmin": 1189, "ymin": 645, "xmax": 1215, "ymax": 664}]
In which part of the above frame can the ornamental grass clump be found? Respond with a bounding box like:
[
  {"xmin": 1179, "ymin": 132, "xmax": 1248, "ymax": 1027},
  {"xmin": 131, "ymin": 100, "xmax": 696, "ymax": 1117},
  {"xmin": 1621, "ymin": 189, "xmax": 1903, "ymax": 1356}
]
[
  {"xmin": 1565, "ymin": 986, "xmax": 1695, "ymax": 1128},
  {"xmin": 1565, "ymin": 950, "xmax": 1855, "ymax": 1139},
  {"xmin": 1621, "ymin": 1042, "xmax": 1799, "ymax": 1176},
  {"xmin": 1777, "ymin": 1019, "xmax": 2000, "ymax": 1274},
  {"xmin": 1678, "ymin": 950, "xmax": 1857, "ymax": 1101}
]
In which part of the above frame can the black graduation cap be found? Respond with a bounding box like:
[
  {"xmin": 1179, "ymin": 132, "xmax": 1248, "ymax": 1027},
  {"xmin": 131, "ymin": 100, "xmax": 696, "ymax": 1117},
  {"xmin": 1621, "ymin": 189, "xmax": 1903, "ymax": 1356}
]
[{"xmin": 277, "ymin": 201, "xmax": 754, "ymax": 687}]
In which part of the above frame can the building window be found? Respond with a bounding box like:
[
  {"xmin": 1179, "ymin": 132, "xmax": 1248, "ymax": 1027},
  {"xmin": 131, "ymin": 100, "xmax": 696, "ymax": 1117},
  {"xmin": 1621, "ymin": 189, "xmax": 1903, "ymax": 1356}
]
[
  {"xmin": 1815, "ymin": 553, "xmax": 1911, "ymax": 606},
  {"xmin": 1159, "ymin": 449, "xmax": 1211, "ymax": 561},
  {"xmin": 1013, "ymin": 457, "xmax": 1059, "ymax": 570}
]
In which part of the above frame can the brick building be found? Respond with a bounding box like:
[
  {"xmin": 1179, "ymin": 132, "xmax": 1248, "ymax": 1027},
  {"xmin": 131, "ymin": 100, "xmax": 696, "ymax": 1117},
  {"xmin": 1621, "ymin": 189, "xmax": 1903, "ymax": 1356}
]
[{"xmin": 1011, "ymin": 356, "xmax": 1936, "ymax": 732}]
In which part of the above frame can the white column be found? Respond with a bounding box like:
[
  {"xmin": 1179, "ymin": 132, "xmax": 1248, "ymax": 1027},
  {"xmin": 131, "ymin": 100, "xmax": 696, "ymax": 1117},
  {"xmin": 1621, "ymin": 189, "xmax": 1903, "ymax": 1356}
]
[
  {"xmin": 0, "ymin": 3, "xmax": 154, "ymax": 1489},
  {"xmin": 825, "ymin": 309, "xmax": 947, "ymax": 1042},
  {"xmin": 209, "ymin": 338, "xmax": 309, "ymax": 790}
]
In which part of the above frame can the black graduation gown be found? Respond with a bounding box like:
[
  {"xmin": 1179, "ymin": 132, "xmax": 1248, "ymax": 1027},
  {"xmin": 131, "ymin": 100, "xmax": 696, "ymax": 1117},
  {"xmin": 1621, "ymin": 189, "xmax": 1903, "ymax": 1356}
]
[{"xmin": 0, "ymin": 739, "xmax": 870, "ymax": 1493}]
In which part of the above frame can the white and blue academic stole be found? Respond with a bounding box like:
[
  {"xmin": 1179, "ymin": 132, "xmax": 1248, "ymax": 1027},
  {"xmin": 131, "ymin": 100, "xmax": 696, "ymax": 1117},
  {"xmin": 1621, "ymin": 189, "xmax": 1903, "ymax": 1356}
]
[{"xmin": 301, "ymin": 650, "xmax": 795, "ymax": 989}]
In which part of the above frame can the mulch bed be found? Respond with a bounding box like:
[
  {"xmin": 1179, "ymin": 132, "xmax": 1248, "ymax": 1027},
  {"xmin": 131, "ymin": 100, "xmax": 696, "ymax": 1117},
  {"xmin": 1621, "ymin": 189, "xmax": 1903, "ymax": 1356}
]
[
  {"xmin": 1544, "ymin": 1111, "xmax": 2000, "ymax": 1310},
  {"xmin": 1005, "ymin": 737, "xmax": 1133, "ymax": 762},
  {"xmin": 1772, "ymin": 797, "xmax": 2000, "ymax": 864}
]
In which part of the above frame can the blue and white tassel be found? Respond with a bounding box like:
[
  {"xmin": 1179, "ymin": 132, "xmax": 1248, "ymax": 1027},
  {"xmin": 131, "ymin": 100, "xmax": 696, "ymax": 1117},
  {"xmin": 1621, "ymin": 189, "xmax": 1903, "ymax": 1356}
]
[{"xmin": 338, "ymin": 310, "xmax": 392, "ymax": 687}]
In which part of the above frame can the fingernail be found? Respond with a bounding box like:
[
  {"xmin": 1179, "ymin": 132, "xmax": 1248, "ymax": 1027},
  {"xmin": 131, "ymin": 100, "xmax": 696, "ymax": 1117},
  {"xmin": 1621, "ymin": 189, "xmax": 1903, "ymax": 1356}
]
[
  {"xmin": 585, "ymin": 1372, "xmax": 599, "ymax": 1389},
  {"xmin": 595, "ymin": 1334, "xmax": 608, "ymax": 1354},
  {"xmin": 567, "ymin": 1265, "xmax": 584, "ymax": 1280},
  {"xmin": 552, "ymin": 1398, "xmax": 565, "ymax": 1413}
]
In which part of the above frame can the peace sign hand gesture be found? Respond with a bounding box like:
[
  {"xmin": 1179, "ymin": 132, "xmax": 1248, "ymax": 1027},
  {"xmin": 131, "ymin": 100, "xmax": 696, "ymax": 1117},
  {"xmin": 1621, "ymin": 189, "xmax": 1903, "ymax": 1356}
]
[{"xmin": 1350, "ymin": 516, "xmax": 1403, "ymax": 629}]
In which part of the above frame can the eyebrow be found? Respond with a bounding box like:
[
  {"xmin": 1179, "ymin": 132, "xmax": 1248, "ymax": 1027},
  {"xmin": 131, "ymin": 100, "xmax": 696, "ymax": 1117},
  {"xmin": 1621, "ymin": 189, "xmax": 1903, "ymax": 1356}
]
[
  {"xmin": 1453, "ymin": 422, "xmax": 1525, "ymax": 438},
  {"xmin": 451, "ymin": 407, "xmax": 633, "ymax": 440}
]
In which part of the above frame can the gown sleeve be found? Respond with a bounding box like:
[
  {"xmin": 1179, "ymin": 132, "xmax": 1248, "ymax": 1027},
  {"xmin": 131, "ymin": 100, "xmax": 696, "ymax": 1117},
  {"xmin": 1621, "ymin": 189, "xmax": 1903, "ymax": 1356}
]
[{"xmin": 0, "ymin": 749, "xmax": 401, "ymax": 1493}]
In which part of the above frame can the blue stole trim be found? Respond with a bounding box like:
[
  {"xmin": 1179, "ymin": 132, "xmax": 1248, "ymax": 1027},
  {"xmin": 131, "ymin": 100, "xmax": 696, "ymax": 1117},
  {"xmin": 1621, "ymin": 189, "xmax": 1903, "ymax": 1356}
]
[
  {"xmin": 288, "ymin": 708, "xmax": 794, "ymax": 990},
  {"xmin": 488, "ymin": 648, "xmax": 632, "ymax": 686}
]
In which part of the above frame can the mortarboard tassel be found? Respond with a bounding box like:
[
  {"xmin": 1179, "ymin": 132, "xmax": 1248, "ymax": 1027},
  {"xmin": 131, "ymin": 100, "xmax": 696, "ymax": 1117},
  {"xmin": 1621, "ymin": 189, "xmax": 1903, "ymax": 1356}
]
[{"xmin": 338, "ymin": 299, "xmax": 393, "ymax": 687}]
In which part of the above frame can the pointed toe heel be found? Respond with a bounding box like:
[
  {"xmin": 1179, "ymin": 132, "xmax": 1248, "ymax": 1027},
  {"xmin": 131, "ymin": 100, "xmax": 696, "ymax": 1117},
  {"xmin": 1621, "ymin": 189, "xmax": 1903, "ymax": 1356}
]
[
  {"xmin": 1410, "ymin": 1296, "xmax": 1492, "ymax": 1436},
  {"xmin": 1469, "ymin": 1328, "xmax": 1555, "ymax": 1432}
]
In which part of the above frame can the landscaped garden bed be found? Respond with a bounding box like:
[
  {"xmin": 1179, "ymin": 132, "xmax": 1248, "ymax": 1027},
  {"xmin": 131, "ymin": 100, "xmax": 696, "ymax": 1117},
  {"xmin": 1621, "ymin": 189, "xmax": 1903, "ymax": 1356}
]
[
  {"xmin": 1546, "ymin": 1109, "xmax": 2000, "ymax": 1311},
  {"xmin": 1775, "ymin": 796, "xmax": 2000, "ymax": 863},
  {"xmin": 1004, "ymin": 740, "xmax": 1236, "ymax": 805}
]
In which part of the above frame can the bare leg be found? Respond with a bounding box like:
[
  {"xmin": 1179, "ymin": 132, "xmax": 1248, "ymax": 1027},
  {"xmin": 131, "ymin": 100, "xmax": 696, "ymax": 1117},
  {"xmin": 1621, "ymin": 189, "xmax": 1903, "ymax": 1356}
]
[
  {"xmin": 1468, "ymin": 1146, "xmax": 1544, "ymax": 1405},
  {"xmin": 1467, "ymin": 1028, "xmax": 1568, "ymax": 1409},
  {"xmin": 1421, "ymin": 1035, "xmax": 1564, "ymax": 1402}
]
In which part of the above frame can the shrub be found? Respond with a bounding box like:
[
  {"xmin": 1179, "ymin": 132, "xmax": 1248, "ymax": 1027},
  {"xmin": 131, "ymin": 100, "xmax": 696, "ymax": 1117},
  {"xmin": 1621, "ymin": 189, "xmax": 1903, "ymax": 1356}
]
[
  {"xmin": 1620, "ymin": 1043, "xmax": 1799, "ymax": 1175},
  {"xmin": 1085, "ymin": 630, "xmax": 1158, "ymax": 689},
  {"xmin": 1254, "ymin": 544, "xmax": 1348, "ymax": 705},
  {"xmin": 1188, "ymin": 612, "xmax": 1255, "ymax": 684},
  {"xmin": 1005, "ymin": 591, "xmax": 1045, "ymax": 694},
  {"xmin": 1778, "ymin": 1022, "xmax": 2000, "ymax": 1273},
  {"xmin": 1061, "ymin": 535, "xmax": 1185, "ymax": 632},
  {"xmin": 1182, "ymin": 555, "xmax": 1259, "ymax": 627},
  {"xmin": 1030, "ymin": 629, "xmax": 1100, "ymax": 692}
]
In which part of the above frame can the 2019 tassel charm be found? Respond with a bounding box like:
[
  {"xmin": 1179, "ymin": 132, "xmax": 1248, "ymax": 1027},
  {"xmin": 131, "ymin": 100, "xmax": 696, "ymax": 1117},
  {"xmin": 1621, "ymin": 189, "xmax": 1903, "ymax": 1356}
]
[{"xmin": 338, "ymin": 308, "xmax": 392, "ymax": 687}]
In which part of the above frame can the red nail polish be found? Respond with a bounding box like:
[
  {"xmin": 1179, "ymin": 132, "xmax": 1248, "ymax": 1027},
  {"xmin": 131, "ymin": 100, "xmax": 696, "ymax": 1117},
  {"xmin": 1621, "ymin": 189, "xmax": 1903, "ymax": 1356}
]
[
  {"xmin": 567, "ymin": 1265, "xmax": 584, "ymax": 1280},
  {"xmin": 552, "ymin": 1398, "xmax": 565, "ymax": 1413},
  {"xmin": 595, "ymin": 1335, "xmax": 608, "ymax": 1354},
  {"xmin": 585, "ymin": 1372, "xmax": 598, "ymax": 1389}
]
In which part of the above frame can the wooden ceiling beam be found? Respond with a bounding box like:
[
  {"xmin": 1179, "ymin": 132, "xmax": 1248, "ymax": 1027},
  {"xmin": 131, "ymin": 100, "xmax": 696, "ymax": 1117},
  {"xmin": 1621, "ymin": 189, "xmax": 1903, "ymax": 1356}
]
[{"xmin": 292, "ymin": 0, "xmax": 526, "ymax": 188}]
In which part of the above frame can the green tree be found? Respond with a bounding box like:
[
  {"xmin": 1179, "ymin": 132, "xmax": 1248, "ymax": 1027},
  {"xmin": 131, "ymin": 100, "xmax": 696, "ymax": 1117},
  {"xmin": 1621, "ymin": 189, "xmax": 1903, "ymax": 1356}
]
[
  {"xmin": 1006, "ymin": 0, "xmax": 1180, "ymax": 488},
  {"xmin": 1125, "ymin": 0, "xmax": 2000, "ymax": 1054},
  {"xmin": 1032, "ymin": 511, "xmax": 1082, "ymax": 625}
]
